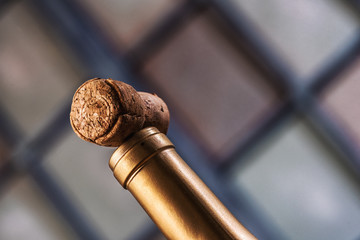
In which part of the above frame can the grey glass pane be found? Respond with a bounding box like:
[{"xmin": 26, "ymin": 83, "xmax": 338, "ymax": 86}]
[
  {"xmin": 78, "ymin": 0, "xmax": 180, "ymax": 48},
  {"xmin": 46, "ymin": 132, "xmax": 151, "ymax": 240},
  {"xmin": 230, "ymin": 0, "xmax": 359, "ymax": 78},
  {"xmin": 0, "ymin": 177, "xmax": 76, "ymax": 240},
  {"xmin": 322, "ymin": 56, "xmax": 360, "ymax": 147},
  {"xmin": 0, "ymin": 3, "xmax": 83, "ymax": 134},
  {"xmin": 232, "ymin": 120, "xmax": 360, "ymax": 240},
  {"xmin": 144, "ymin": 12, "xmax": 281, "ymax": 159}
]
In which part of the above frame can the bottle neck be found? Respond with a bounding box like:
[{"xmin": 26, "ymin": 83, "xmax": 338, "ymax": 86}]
[{"xmin": 109, "ymin": 127, "xmax": 174, "ymax": 188}]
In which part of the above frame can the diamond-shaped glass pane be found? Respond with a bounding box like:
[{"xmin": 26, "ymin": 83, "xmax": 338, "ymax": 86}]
[
  {"xmin": 78, "ymin": 0, "xmax": 180, "ymax": 48},
  {"xmin": 0, "ymin": 3, "xmax": 83, "ymax": 134},
  {"xmin": 144, "ymin": 11, "xmax": 282, "ymax": 159},
  {"xmin": 230, "ymin": 0, "xmax": 359, "ymax": 78},
  {"xmin": 322, "ymin": 56, "xmax": 360, "ymax": 147},
  {"xmin": 233, "ymin": 120, "xmax": 360, "ymax": 240},
  {"xmin": 46, "ymin": 131, "xmax": 151, "ymax": 240},
  {"xmin": 0, "ymin": 177, "xmax": 76, "ymax": 239}
]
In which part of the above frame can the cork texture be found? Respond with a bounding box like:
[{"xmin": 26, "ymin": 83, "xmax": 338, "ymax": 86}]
[
  {"xmin": 70, "ymin": 78, "xmax": 145, "ymax": 146},
  {"xmin": 139, "ymin": 92, "xmax": 169, "ymax": 134},
  {"xmin": 70, "ymin": 78, "xmax": 169, "ymax": 147}
]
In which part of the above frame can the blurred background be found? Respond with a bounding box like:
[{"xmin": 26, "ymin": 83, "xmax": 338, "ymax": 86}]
[{"xmin": 1, "ymin": 0, "xmax": 360, "ymax": 239}]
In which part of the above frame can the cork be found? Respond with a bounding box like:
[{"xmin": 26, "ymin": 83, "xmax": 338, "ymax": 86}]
[{"xmin": 70, "ymin": 78, "xmax": 169, "ymax": 146}]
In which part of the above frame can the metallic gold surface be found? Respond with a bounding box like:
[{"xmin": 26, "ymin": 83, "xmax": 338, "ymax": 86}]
[{"xmin": 110, "ymin": 127, "xmax": 257, "ymax": 240}]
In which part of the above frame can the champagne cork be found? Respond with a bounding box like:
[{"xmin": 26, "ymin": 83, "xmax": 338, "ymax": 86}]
[{"xmin": 70, "ymin": 78, "xmax": 169, "ymax": 146}]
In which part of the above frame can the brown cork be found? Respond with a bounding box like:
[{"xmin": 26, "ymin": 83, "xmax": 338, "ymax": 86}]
[
  {"xmin": 139, "ymin": 92, "xmax": 169, "ymax": 134},
  {"xmin": 70, "ymin": 78, "xmax": 169, "ymax": 146}
]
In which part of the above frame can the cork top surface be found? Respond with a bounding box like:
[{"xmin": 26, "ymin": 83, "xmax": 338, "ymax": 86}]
[
  {"xmin": 70, "ymin": 78, "xmax": 121, "ymax": 143},
  {"xmin": 70, "ymin": 78, "xmax": 169, "ymax": 147}
]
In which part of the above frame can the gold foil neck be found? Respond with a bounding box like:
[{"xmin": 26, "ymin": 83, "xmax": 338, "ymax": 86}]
[
  {"xmin": 110, "ymin": 127, "xmax": 174, "ymax": 188},
  {"xmin": 109, "ymin": 127, "xmax": 159, "ymax": 170}
]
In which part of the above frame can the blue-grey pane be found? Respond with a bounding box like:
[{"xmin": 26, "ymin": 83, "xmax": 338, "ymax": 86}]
[
  {"xmin": 0, "ymin": 3, "xmax": 82, "ymax": 134},
  {"xmin": 46, "ymin": 132, "xmax": 151, "ymax": 240},
  {"xmin": 231, "ymin": 0, "xmax": 359, "ymax": 78},
  {"xmin": 0, "ymin": 177, "xmax": 76, "ymax": 240},
  {"xmin": 233, "ymin": 120, "xmax": 360, "ymax": 240}
]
